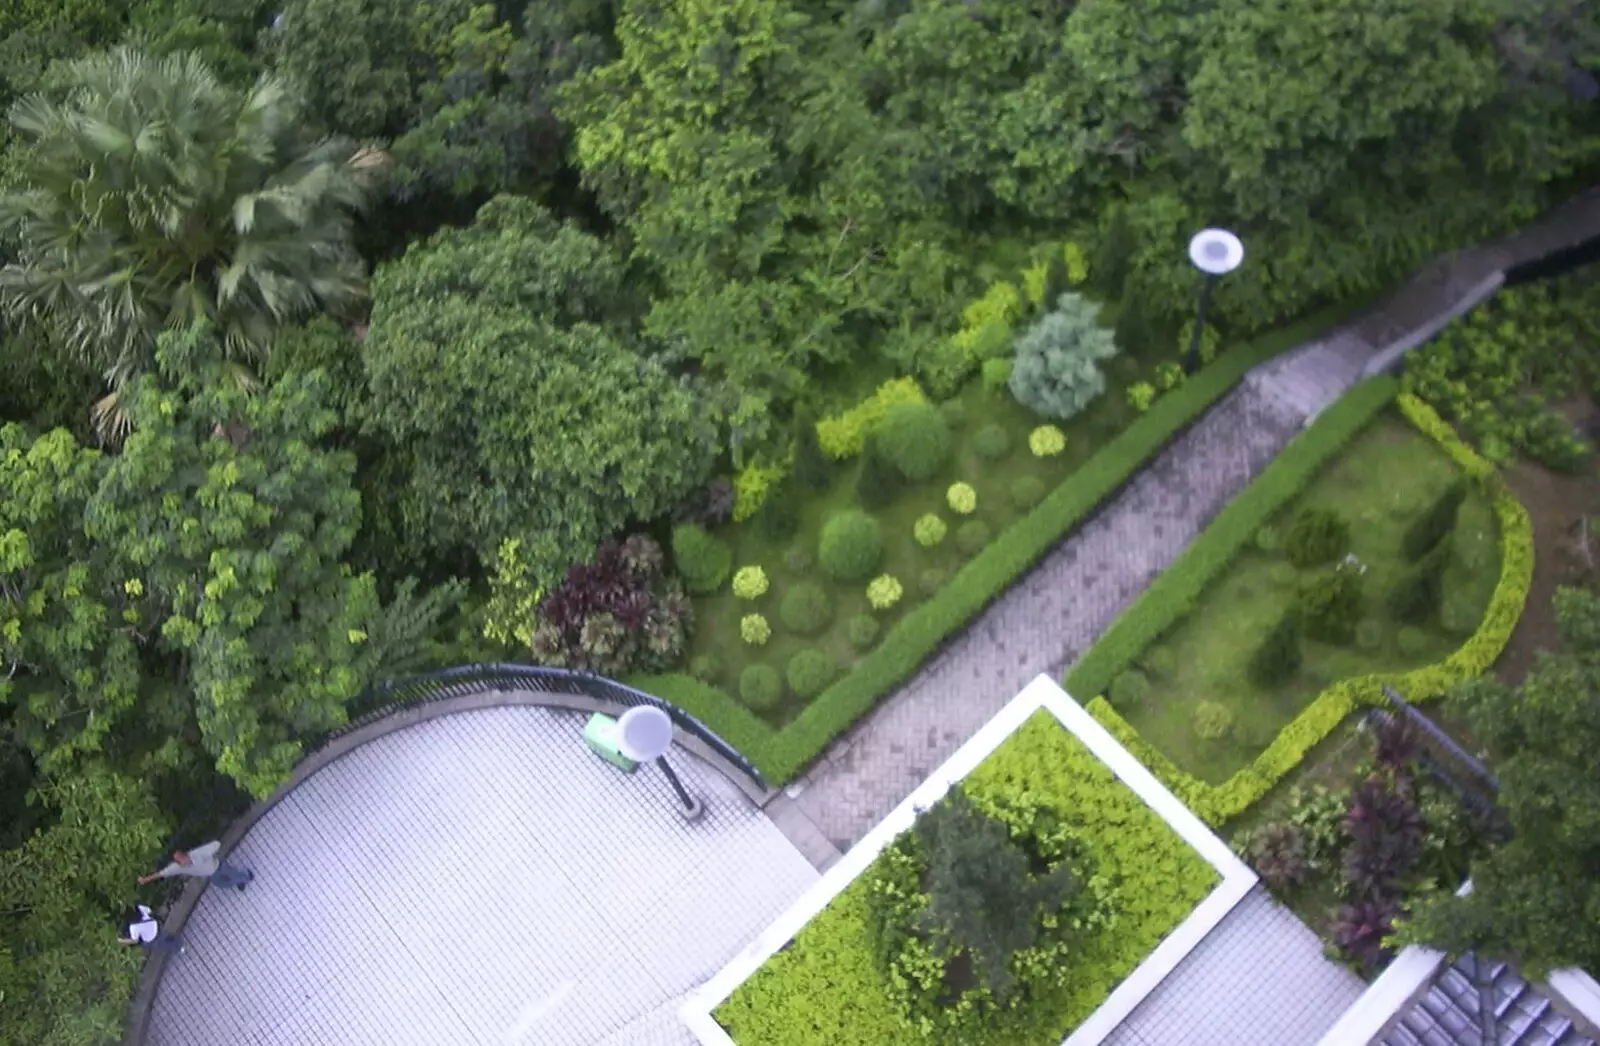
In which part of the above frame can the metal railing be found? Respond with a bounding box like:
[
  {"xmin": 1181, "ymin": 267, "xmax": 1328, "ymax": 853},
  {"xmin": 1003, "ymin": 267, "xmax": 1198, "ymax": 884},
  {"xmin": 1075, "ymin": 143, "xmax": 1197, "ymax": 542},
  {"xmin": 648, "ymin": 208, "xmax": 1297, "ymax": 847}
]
[
  {"xmin": 1367, "ymin": 685, "xmax": 1506, "ymax": 833},
  {"xmin": 308, "ymin": 662, "xmax": 768, "ymax": 792}
]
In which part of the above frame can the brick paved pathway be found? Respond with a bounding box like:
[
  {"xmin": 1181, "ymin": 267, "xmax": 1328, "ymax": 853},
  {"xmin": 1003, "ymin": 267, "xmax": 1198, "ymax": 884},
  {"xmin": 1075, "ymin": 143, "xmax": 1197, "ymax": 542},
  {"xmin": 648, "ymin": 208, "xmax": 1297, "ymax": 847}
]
[{"xmin": 769, "ymin": 190, "xmax": 1600, "ymax": 868}]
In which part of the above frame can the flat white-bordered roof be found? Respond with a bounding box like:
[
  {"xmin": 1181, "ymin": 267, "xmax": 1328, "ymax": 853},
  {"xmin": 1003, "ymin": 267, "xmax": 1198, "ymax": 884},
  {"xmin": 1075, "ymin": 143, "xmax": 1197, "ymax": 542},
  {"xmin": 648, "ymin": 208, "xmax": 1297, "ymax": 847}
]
[{"xmin": 680, "ymin": 674, "xmax": 1258, "ymax": 1046}]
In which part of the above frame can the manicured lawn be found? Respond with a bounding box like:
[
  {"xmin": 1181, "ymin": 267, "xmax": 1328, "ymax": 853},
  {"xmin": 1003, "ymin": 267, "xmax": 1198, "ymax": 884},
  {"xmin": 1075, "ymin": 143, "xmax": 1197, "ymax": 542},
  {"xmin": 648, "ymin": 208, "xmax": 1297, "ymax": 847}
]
[
  {"xmin": 713, "ymin": 709, "xmax": 1218, "ymax": 1045},
  {"xmin": 688, "ymin": 356, "xmax": 1142, "ymax": 725},
  {"xmin": 1115, "ymin": 415, "xmax": 1501, "ymax": 784}
]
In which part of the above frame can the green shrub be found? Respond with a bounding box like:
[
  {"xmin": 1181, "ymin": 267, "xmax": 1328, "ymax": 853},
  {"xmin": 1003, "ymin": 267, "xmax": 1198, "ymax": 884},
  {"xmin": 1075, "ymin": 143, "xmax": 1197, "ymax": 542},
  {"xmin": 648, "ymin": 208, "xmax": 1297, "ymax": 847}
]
[
  {"xmin": 738, "ymin": 664, "xmax": 783, "ymax": 710},
  {"xmin": 779, "ymin": 582, "xmax": 833, "ymax": 636},
  {"xmin": 1108, "ymin": 669, "xmax": 1151, "ymax": 711},
  {"xmin": 690, "ymin": 653, "xmax": 722, "ymax": 685},
  {"xmin": 740, "ymin": 613, "xmax": 772, "ymax": 646},
  {"xmin": 782, "ymin": 543, "xmax": 813, "ymax": 575},
  {"xmin": 1141, "ymin": 645, "xmax": 1177, "ymax": 679},
  {"xmin": 1397, "ymin": 626, "xmax": 1430, "ymax": 658},
  {"xmin": 1388, "ymin": 543, "xmax": 1449, "ymax": 623},
  {"xmin": 732, "ymin": 565, "xmax": 769, "ymax": 600},
  {"xmin": 786, "ymin": 649, "xmax": 837, "ymax": 700},
  {"xmin": 913, "ymin": 513, "xmax": 948, "ymax": 548},
  {"xmin": 1285, "ymin": 508, "xmax": 1350, "ymax": 568},
  {"xmin": 872, "ymin": 400, "xmax": 952, "ymax": 482},
  {"xmin": 918, "ymin": 568, "xmax": 948, "ymax": 597},
  {"xmin": 1011, "ymin": 475, "xmax": 1047, "ymax": 510},
  {"xmin": 1126, "ymin": 382, "xmax": 1156, "ymax": 412},
  {"xmin": 971, "ymin": 423, "xmax": 1012, "ymax": 461},
  {"xmin": 947, "ymin": 481, "xmax": 977, "ymax": 514},
  {"xmin": 756, "ymin": 480, "xmax": 801, "ymax": 541},
  {"xmin": 1355, "ymin": 619, "xmax": 1385, "ymax": 651},
  {"xmin": 1193, "ymin": 701, "xmax": 1235, "ymax": 741},
  {"xmin": 1249, "ymin": 613, "xmax": 1301, "ymax": 687},
  {"xmin": 1269, "ymin": 562, "xmax": 1299, "ymax": 587},
  {"xmin": 1062, "ymin": 241, "xmax": 1089, "ymax": 286},
  {"xmin": 1296, "ymin": 568, "xmax": 1364, "ymax": 644},
  {"xmin": 845, "ymin": 613, "xmax": 880, "ymax": 651},
  {"xmin": 1154, "ymin": 361, "xmax": 1185, "ymax": 392},
  {"xmin": 956, "ymin": 520, "xmax": 992, "ymax": 556},
  {"xmin": 1008, "ymin": 292, "xmax": 1117, "ymax": 421},
  {"xmin": 793, "ymin": 415, "xmax": 834, "ymax": 492},
  {"xmin": 854, "ymin": 436, "xmax": 903, "ymax": 510},
  {"xmin": 819, "ymin": 509, "xmax": 884, "ymax": 581},
  {"xmin": 732, "ymin": 458, "xmax": 786, "ymax": 522},
  {"xmin": 981, "ymin": 357, "xmax": 1014, "ymax": 393},
  {"xmin": 866, "ymin": 575, "xmax": 904, "ymax": 611},
  {"xmin": 1092, "ymin": 207, "xmax": 1135, "ymax": 299},
  {"xmin": 1440, "ymin": 596, "xmax": 1480, "ymax": 636},
  {"xmin": 1256, "ymin": 525, "xmax": 1283, "ymax": 552},
  {"xmin": 1178, "ymin": 318, "xmax": 1221, "ymax": 367},
  {"xmin": 1403, "ymin": 479, "xmax": 1468, "ymax": 561},
  {"xmin": 672, "ymin": 524, "xmax": 732, "ymax": 594},
  {"xmin": 816, "ymin": 377, "xmax": 926, "ymax": 459},
  {"xmin": 1029, "ymin": 425, "xmax": 1066, "ymax": 457},
  {"xmin": 939, "ymin": 398, "xmax": 968, "ymax": 427}
]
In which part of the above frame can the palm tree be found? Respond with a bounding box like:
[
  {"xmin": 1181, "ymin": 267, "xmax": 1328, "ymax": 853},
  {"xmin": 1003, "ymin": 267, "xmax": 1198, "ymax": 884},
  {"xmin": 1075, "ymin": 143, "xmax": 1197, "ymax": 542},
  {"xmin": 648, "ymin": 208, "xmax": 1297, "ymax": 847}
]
[{"xmin": 0, "ymin": 47, "xmax": 385, "ymax": 440}]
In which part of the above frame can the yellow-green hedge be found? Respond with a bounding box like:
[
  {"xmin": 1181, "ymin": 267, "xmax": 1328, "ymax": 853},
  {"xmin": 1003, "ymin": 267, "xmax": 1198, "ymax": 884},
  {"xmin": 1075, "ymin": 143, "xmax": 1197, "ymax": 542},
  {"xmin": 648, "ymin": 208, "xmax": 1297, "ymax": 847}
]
[
  {"xmin": 816, "ymin": 378, "xmax": 927, "ymax": 460},
  {"xmin": 1079, "ymin": 393, "xmax": 1534, "ymax": 827}
]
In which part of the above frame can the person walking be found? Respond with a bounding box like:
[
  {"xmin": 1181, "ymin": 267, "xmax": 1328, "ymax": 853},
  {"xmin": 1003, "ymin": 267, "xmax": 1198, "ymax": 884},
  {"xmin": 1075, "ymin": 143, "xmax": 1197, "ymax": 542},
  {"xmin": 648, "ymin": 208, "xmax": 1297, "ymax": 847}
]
[
  {"xmin": 119, "ymin": 904, "xmax": 185, "ymax": 955},
  {"xmin": 138, "ymin": 840, "xmax": 254, "ymax": 891}
]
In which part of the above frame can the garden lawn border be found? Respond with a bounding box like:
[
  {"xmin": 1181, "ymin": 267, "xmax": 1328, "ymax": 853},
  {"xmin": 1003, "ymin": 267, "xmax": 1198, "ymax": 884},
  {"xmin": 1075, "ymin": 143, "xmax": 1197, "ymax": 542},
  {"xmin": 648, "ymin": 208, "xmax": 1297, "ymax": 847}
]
[
  {"xmin": 1065, "ymin": 392, "xmax": 1534, "ymax": 827},
  {"xmin": 678, "ymin": 674, "xmax": 1257, "ymax": 1046},
  {"xmin": 633, "ymin": 302, "xmax": 1361, "ymax": 786}
]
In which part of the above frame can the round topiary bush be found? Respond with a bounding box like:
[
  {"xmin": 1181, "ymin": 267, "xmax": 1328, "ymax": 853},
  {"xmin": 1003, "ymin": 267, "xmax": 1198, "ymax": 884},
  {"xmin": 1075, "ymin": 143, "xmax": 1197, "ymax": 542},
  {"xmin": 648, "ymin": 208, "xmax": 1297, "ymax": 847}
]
[
  {"xmin": 1142, "ymin": 645, "xmax": 1178, "ymax": 679},
  {"xmin": 740, "ymin": 613, "xmax": 772, "ymax": 646},
  {"xmin": 1109, "ymin": 670, "xmax": 1151, "ymax": 711},
  {"xmin": 690, "ymin": 653, "xmax": 722, "ymax": 684},
  {"xmin": 845, "ymin": 613, "xmax": 881, "ymax": 651},
  {"xmin": 872, "ymin": 401, "xmax": 952, "ymax": 482},
  {"xmin": 1255, "ymin": 525, "xmax": 1283, "ymax": 553},
  {"xmin": 1010, "ymin": 475, "xmax": 1046, "ymax": 510},
  {"xmin": 672, "ymin": 523, "xmax": 732, "ymax": 594},
  {"xmin": 1397, "ymin": 626, "xmax": 1430, "ymax": 658},
  {"xmin": 738, "ymin": 664, "xmax": 783, "ymax": 710},
  {"xmin": 732, "ymin": 565, "xmax": 769, "ymax": 600},
  {"xmin": 786, "ymin": 649, "xmax": 837, "ymax": 700},
  {"xmin": 1355, "ymin": 619, "xmax": 1385, "ymax": 652},
  {"xmin": 783, "ymin": 543, "xmax": 814, "ymax": 575},
  {"xmin": 1029, "ymin": 425, "xmax": 1066, "ymax": 458},
  {"xmin": 819, "ymin": 509, "xmax": 884, "ymax": 581},
  {"xmin": 955, "ymin": 520, "xmax": 992, "ymax": 556},
  {"xmin": 1194, "ymin": 701, "xmax": 1235, "ymax": 741},
  {"xmin": 779, "ymin": 582, "xmax": 833, "ymax": 636},
  {"xmin": 946, "ymin": 482, "xmax": 977, "ymax": 515},
  {"xmin": 1286, "ymin": 509, "xmax": 1350, "ymax": 569},
  {"xmin": 970, "ymin": 424, "xmax": 1012, "ymax": 461},
  {"xmin": 913, "ymin": 513, "xmax": 948, "ymax": 548},
  {"xmin": 918, "ymin": 568, "xmax": 947, "ymax": 597},
  {"xmin": 867, "ymin": 574, "xmax": 904, "ymax": 611}
]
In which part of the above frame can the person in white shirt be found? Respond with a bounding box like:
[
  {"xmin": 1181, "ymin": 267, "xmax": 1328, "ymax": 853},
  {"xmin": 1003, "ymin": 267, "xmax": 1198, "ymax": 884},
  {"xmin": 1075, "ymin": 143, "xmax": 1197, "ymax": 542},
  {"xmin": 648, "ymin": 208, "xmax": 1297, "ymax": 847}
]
[
  {"xmin": 118, "ymin": 904, "xmax": 185, "ymax": 955},
  {"xmin": 137, "ymin": 840, "xmax": 254, "ymax": 891}
]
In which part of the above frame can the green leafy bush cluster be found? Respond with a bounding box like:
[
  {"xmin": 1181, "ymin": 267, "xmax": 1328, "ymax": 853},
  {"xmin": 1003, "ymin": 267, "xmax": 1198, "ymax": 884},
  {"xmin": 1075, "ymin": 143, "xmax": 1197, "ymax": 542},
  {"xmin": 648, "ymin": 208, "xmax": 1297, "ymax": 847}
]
[
  {"xmin": 1074, "ymin": 393, "xmax": 1532, "ymax": 827},
  {"xmin": 673, "ymin": 524, "xmax": 733, "ymax": 594},
  {"xmin": 714, "ymin": 711, "xmax": 1218, "ymax": 1045},
  {"xmin": 820, "ymin": 510, "xmax": 885, "ymax": 581},
  {"xmin": 818, "ymin": 378, "xmax": 928, "ymax": 460}
]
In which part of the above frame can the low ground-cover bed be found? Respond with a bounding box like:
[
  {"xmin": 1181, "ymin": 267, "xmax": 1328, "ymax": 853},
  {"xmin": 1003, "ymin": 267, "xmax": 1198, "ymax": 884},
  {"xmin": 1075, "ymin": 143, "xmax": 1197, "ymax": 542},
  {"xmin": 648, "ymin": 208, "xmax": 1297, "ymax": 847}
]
[{"xmin": 712, "ymin": 709, "xmax": 1218, "ymax": 1045}]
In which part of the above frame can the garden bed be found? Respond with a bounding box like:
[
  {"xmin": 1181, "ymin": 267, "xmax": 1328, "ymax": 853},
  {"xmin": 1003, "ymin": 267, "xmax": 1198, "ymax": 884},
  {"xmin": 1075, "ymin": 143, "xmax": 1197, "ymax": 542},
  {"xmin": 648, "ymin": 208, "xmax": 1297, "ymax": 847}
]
[{"xmin": 686, "ymin": 680, "xmax": 1251, "ymax": 1046}]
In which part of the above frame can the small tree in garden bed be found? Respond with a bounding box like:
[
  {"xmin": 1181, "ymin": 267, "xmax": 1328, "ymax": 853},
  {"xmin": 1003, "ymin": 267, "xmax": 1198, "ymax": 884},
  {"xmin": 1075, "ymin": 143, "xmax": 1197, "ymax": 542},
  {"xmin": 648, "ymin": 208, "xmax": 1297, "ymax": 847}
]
[
  {"xmin": 1249, "ymin": 613, "xmax": 1302, "ymax": 686},
  {"xmin": 1387, "ymin": 542, "xmax": 1449, "ymax": 623},
  {"xmin": 1008, "ymin": 293, "xmax": 1117, "ymax": 422},
  {"xmin": 1295, "ymin": 566, "xmax": 1364, "ymax": 643},
  {"xmin": 1402, "ymin": 479, "xmax": 1467, "ymax": 561},
  {"xmin": 1285, "ymin": 508, "xmax": 1350, "ymax": 568}
]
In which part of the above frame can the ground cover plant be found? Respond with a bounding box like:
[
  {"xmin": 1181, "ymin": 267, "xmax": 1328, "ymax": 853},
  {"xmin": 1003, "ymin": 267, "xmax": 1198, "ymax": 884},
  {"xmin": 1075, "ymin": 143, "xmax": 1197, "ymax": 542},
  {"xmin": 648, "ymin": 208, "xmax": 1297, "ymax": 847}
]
[
  {"xmin": 713, "ymin": 710, "xmax": 1218, "ymax": 1045},
  {"xmin": 1094, "ymin": 412, "xmax": 1501, "ymax": 786}
]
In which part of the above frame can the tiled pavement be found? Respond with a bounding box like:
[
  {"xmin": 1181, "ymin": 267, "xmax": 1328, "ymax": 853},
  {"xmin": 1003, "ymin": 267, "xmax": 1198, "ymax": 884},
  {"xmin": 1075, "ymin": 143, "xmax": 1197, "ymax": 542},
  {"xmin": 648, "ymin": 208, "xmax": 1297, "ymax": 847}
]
[
  {"xmin": 774, "ymin": 188, "xmax": 1600, "ymax": 858},
  {"xmin": 145, "ymin": 706, "xmax": 819, "ymax": 1046}
]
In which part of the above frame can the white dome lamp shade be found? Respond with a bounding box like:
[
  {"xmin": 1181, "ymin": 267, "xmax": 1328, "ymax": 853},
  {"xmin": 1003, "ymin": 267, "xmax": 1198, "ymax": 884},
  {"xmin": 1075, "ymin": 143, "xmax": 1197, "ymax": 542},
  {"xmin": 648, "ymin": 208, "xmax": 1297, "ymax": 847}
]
[
  {"xmin": 616, "ymin": 706, "xmax": 705, "ymax": 822},
  {"xmin": 1181, "ymin": 228, "xmax": 1244, "ymax": 374}
]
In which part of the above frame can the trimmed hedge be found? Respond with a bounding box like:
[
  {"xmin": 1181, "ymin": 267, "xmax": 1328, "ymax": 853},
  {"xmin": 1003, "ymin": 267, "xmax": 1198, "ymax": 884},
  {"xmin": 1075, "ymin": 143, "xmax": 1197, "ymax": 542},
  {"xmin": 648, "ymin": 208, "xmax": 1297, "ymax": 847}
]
[
  {"xmin": 1066, "ymin": 375, "xmax": 1401, "ymax": 701},
  {"xmin": 1075, "ymin": 392, "xmax": 1533, "ymax": 826},
  {"xmin": 713, "ymin": 710, "xmax": 1217, "ymax": 1045},
  {"xmin": 817, "ymin": 378, "xmax": 927, "ymax": 460},
  {"xmin": 625, "ymin": 303, "xmax": 1364, "ymax": 786}
]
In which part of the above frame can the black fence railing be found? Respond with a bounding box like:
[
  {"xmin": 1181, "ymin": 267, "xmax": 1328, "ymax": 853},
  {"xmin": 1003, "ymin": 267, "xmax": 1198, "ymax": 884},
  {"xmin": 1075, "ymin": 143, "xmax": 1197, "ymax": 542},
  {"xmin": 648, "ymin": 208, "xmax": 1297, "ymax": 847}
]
[
  {"xmin": 308, "ymin": 663, "xmax": 768, "ymax": 792},
  {"xmin": 1503, "ymin": 231, "xmax": 1600, "ymax": 286},
  {"xmin": 1366, "ymin": 686, "xmax": 1507, "ymax": 834}
]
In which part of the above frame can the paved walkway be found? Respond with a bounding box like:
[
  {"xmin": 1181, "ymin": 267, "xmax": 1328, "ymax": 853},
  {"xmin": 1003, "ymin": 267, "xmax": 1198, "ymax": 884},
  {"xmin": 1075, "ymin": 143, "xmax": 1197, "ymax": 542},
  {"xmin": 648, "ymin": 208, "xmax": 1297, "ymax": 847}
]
[
  {"xmin": 144, "ymin": 705, "xmax": 818, "ymax": 1046},
  {"xmin": 773, "ymin": 189, "xmax": 1600, "ymax": 862}
]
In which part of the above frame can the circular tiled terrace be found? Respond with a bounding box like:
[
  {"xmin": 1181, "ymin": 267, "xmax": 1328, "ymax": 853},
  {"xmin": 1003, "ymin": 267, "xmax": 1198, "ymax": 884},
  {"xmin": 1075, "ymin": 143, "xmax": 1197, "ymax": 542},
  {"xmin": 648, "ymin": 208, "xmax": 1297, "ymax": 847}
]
[{"xmin": 143, "ymin": 704, "xmax": 816, "ymax": 1046}]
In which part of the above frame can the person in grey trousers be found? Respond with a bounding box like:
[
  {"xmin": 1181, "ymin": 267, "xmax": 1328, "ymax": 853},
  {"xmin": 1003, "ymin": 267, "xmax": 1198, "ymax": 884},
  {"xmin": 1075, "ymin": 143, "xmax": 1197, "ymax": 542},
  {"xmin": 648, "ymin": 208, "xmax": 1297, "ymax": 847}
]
[{"xmin": 138, "ymin": 840, "xmax": 255, "ymax": 891}]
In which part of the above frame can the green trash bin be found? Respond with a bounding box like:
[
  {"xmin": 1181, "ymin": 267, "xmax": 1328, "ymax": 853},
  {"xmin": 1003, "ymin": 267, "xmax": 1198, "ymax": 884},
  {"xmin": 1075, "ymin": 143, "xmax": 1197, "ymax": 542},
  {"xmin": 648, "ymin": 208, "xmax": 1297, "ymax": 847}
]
[{"xmin": 582, "ymin": 713, "xmax": 638, "ymax": 773}]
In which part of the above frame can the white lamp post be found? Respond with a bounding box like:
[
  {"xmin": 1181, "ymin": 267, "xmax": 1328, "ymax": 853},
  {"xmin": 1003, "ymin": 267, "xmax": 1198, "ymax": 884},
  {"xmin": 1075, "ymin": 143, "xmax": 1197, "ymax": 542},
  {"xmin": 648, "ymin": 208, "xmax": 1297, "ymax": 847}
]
[
  {"xmin": 1183, "ymin": 228, "xmax": 1245, "ymax": 374},
  {"xmin": 615, "ymin": 706, "xmax": 705, "ymax": 823}
]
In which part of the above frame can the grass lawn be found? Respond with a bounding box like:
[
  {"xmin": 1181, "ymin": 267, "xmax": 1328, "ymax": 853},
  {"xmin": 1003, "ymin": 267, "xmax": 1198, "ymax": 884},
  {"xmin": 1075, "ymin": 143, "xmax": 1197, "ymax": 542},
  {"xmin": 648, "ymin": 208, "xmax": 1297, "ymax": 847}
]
[
  {"xmin": 1115, "ymin": 413, "xmax": 1502, "ymax": 784},
  {"xmin": 713, "ymin": 709, "xmax": 1218, "ymax": 1045},
  {"xmin": 688, "ymin": 353, "xmax": 1145, "ymax": 725}
]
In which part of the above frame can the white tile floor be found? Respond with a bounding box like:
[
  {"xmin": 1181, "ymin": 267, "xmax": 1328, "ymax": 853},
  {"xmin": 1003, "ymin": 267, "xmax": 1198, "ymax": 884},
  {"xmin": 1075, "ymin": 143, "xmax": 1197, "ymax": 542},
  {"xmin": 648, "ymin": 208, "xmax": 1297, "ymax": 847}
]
[{"xmin": 146, "ymin": 706, "xmax": 819, "ymax": 1046}]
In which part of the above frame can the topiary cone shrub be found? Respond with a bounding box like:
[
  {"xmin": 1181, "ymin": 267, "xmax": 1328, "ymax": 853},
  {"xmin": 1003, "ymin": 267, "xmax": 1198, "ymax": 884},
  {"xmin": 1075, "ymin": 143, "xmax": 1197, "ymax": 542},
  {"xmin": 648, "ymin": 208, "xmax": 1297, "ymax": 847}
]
[
  {"xmin": 1249, "ymin": 612, "xmax": 1302, "ymax": 687},
  {"xmin": 1296, "ymin": 567, "xmax": 1364, "ymax": 644},
  {"xmin": 1402, "ymin": 479, "xmax": 1468, "ymax": 561},
  {"xmin": 1285, "ymin": 508, "xmax": 1350, "ymax": 568},
  {"xmin": 1387, "ymin": 542, "xmax": 1450, "ymax": 623}
]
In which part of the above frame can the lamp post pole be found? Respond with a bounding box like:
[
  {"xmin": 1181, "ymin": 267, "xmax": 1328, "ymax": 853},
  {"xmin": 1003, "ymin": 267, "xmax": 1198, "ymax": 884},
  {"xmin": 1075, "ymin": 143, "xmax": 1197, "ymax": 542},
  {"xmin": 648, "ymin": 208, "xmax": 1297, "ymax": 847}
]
[{"xmin": 1183, "ymin": 229, "xmax": 1245, "ymax": 375}]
